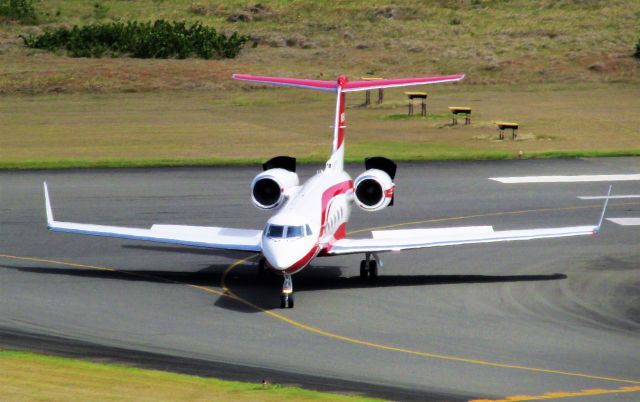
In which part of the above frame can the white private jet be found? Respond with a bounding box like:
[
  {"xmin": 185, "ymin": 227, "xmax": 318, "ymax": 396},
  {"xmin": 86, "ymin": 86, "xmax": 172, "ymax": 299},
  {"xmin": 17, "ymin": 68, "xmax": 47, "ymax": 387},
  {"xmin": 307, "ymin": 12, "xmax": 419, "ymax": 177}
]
[{"xmin": 44, "ymin": 74, "xmax": 608, "ymax": 308}]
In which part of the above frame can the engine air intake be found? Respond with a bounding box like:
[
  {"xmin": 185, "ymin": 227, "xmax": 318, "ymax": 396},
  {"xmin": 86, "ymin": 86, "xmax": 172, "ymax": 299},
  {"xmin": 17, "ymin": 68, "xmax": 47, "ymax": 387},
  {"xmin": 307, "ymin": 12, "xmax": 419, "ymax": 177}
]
[{"xmin": 253, "ymin": 178, "xmax": 281, "ymax": 208}]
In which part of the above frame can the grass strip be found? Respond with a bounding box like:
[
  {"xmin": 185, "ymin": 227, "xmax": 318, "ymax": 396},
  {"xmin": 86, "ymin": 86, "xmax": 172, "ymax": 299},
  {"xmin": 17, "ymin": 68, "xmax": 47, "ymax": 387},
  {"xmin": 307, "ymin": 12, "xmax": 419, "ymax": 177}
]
[
  {"xmin": 0, "ymin": 350, "xmax": 381, "ymax": 402},
  {"xmin": 2, "ymin": 150, "xmax": 640, "ymax": 170}
]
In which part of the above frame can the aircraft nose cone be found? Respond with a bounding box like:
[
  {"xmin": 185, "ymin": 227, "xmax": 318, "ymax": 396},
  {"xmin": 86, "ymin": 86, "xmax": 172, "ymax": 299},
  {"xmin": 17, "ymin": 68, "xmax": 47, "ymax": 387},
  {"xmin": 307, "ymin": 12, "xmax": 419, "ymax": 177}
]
[{"xmin": 262, "ymin": 240, "xmax": 292, "ymax": 270}]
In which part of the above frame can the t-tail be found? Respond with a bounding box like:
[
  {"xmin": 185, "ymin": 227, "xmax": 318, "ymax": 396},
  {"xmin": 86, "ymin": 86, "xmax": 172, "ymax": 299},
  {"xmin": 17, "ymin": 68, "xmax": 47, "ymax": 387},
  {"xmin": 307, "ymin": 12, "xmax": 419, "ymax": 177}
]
[{"xmin": 232, "ymin": 73, "xmax": 465, "ymax": 171}]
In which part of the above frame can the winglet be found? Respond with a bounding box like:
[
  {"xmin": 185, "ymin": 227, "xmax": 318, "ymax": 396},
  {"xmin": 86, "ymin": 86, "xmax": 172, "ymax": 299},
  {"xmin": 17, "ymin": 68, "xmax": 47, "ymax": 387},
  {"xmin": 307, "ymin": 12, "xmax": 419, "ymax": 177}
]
[
  {"xmin": 594, "ymin": 185, "xmax": 612, "ymax": 235},
  {"xmin": 44, "ymin": 181, "xmax": 54, "ymax": 228}
]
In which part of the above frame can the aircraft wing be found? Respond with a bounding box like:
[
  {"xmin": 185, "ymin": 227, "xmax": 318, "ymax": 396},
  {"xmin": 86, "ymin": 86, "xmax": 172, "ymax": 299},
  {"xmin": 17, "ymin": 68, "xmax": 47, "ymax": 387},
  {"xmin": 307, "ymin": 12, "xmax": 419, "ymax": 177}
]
[
  {"xmin": 326, "ymin": 224, "xmax": 599, "ymax": 255},
  {"xmin": 327, "ymin": 194, "xmax": 609, "ymax": 255},
  {"xmin": 44, "ymin": 183, "xmax": 262, "ymax": 252}
]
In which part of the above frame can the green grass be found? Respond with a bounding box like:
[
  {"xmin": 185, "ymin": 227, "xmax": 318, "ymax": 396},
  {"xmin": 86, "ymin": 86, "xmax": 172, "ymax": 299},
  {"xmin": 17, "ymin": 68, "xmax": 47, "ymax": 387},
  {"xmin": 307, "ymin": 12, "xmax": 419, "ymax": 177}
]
[
  {"xmin": 4, "ymin": 149, "xmax": 640, "ymax": 170},
  {"xmin": 0, "ymin": 350, "xmax": 382, "ymax": 401},
  {"xmin": 2, "ymin": 83, "xmax": 639, "ymax": 169}
]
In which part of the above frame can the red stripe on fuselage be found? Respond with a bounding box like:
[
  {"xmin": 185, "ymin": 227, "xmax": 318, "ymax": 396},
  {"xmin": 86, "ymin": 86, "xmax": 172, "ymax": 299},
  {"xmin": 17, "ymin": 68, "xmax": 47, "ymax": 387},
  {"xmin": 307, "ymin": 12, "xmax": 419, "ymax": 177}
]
[
  {"xmin": 282, "ymin": 179, "xmax": 352, "ymax": 274},
  {"xmin": 320, "ymin": 180, "xmax": 353, "ymax": 228}
]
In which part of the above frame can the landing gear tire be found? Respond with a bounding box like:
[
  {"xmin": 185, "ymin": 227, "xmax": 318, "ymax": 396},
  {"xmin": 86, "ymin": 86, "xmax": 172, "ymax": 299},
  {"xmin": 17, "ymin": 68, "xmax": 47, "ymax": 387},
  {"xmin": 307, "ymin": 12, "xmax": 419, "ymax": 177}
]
[
  {"xmin": 280, "ymin": 274, "xmax": 294, "ymax": 308},
  {"xmin": 280, "ymin": 294, "xmax": 294, "ymax": 309},
  {"xmin": 369, "ymin": 260, "xmax": 378, "ymax": 280},
  {"xmin": 359, "ymin": 260, "xmax": 368, "ymax": 280},
  {"xmin": 359, "ymin": 259, "xmax": 378, "ymax": 281}
]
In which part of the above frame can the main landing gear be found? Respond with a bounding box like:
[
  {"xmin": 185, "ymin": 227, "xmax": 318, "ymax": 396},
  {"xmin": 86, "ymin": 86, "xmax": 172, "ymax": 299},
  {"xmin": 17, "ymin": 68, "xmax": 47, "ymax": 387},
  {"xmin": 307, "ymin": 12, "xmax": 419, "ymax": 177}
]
[
  {"xmin": 360, "ymin": 252, "xmax": 381, "ymax": 281},
  {"xmin": 280, "ymin": 274, "xmax": 294, "ymax": 309}
]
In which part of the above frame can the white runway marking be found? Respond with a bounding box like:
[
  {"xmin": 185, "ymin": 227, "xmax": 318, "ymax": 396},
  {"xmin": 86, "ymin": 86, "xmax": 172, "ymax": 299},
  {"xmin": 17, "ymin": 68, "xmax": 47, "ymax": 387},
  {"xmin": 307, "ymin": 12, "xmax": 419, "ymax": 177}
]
[
  {"xmin": 607, "ymin": 217, "xmax": 640, "ymax": 226},
  {"xmin": 490, "ymin": 174, "xmax": 640, "ymax": 184},
  {"xmin": 578, "ymin": 195, "xmax": 640, "ymax": 200}
]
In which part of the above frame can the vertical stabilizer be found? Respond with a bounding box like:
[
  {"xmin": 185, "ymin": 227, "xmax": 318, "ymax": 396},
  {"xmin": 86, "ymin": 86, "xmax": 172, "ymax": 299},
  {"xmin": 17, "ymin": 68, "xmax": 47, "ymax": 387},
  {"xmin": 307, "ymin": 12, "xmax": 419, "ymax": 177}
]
[{"xmin": 326, "ymin": 76, "xmax": 347, "ymax": 171}]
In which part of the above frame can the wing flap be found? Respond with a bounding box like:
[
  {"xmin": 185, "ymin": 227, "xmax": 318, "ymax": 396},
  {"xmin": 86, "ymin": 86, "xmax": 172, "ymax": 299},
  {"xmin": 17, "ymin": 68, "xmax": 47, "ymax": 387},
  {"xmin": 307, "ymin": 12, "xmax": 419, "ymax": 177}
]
[
  {"xmin": 372, "ymin": 226, "xmax": 494, "ymax": 240},
  {"xmin": 328, "ymin": 225, "xmax": 597, "ymax": 255}
]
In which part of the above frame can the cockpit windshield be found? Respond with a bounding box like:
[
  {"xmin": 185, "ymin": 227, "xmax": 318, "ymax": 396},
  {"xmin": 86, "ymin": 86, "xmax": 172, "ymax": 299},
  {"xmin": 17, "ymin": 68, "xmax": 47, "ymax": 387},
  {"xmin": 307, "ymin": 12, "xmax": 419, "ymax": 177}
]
[
  {"xmin": 266, "ymin": 224, "xmax": 285, "ymax": 238},
  {"xmin": 286, "ymin": 225, "xmax": 304, "ymax": 238},
  {"xmin": 265, "ymin": 224, "xmax": 312, "ymax": 239}
]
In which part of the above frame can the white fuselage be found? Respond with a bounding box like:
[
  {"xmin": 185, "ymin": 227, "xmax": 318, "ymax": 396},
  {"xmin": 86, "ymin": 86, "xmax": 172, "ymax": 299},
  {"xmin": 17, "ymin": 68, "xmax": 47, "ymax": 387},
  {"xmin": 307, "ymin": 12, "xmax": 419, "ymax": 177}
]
[{"xmin": 261, "ymin": 169, "xmax": 353, "ymax": 274}]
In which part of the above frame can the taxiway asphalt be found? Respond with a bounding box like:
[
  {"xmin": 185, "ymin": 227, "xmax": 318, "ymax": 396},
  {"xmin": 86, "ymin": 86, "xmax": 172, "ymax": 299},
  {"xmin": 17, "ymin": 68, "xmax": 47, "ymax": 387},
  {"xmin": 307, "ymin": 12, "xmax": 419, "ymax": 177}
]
[{"xmin": 1, "ymin": 158, "xmax": 639, "ymax": 401}]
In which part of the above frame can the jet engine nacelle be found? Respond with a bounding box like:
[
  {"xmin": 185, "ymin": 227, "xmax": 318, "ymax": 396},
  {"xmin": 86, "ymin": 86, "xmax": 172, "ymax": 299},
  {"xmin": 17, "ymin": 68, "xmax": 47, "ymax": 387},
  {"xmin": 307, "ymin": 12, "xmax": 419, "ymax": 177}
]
[
  {"xmin": 354, "ymin": 169, "xmax": 395, "ymax": 212},
  {"xmin": 251, "ymin": 168, "xmax": 299, "ymax": 210}
]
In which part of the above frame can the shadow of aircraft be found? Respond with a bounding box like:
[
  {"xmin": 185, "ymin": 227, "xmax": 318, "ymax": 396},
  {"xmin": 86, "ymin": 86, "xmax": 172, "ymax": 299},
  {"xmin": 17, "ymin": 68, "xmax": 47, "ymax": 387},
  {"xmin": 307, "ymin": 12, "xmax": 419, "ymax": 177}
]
[
  {"xmin": 121, "ymin": 245, "xmax": 251, "ymax": 260},
  {"xmin": 1, "ymin": 262, "xmax": 567, "ymax": 314}
]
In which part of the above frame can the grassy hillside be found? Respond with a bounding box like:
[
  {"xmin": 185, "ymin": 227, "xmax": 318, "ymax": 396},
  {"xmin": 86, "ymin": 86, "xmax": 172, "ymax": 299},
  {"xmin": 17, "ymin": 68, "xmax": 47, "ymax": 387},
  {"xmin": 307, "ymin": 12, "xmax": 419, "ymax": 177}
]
[{"xmin": 1, "ymin": 0, "xmax": 639, "ymax": 94}]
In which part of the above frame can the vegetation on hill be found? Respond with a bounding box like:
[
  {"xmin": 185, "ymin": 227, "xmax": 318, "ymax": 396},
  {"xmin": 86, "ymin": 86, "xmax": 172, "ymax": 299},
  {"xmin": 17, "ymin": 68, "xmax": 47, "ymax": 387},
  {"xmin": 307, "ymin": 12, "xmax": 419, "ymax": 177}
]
[
  {"xmin": 1, "ymin": 0, "xmax": 639, "ymax": 94},
  {"xmin": 0, "ymin": 0, "xmax": 38, "ymax": 24},
  {"xmin": 21, "ymin": 20, "xmax": 249, "ymax": 59}
]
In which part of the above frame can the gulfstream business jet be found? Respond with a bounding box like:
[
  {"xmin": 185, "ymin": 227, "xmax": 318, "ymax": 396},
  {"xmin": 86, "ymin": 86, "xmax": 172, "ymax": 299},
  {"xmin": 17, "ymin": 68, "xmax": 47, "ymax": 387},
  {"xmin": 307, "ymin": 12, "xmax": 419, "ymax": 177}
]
[{"xmin": 44, "ymin": 73, "xmax": 608, "ymax": 308}]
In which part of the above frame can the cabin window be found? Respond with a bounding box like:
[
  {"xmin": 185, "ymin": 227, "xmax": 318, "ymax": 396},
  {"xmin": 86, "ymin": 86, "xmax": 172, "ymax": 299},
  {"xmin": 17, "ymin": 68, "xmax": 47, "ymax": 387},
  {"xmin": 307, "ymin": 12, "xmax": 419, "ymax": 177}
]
[{"xmin": 305, "ymin": 224, "xmax": 313, "ymax": 236}]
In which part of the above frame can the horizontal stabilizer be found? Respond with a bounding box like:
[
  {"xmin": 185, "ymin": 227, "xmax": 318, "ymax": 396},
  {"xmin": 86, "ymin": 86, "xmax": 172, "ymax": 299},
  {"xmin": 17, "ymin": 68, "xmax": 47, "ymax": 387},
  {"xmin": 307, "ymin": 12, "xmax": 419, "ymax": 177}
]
[
  {"xmin": 342, "ymin": 75, "xmax": 465, "ymax": 92},
  {"xmin": 232, "ymin": 74, "xmax": 337, "ymax": 91},
  {"xmin": 232, "ymin": 74, "xmax": 465, "ymax": 93}
]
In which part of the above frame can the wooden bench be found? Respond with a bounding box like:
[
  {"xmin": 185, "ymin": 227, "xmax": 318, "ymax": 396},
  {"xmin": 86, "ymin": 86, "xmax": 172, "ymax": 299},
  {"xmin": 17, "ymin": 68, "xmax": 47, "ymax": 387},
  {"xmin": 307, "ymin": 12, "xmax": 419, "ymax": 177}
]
[
  {"xmin": 405, "ymin": 92, "xmax": 428, "ymax": 116},
  {"xmin": 361, "ymin": 77, "xmax": 384, "ymax": 105},
  {"xmin": 448, "ymin": 107, "xmax": 471, "ymax": 125},
  {"xmin": 496, "ymin": 122, "xmax": 519, "ymax": 139}
]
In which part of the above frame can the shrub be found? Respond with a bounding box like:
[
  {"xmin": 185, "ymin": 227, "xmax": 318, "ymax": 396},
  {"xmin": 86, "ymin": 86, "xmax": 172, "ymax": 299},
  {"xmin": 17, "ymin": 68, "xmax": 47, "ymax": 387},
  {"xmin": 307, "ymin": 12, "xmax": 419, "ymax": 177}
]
[
  {"xmin": 0, "ymin": 0, "xmax": 38, "ymax": 25},
  {"xmin": 21, "ymin": 20, "xmax": 249, "ymax": 59},
  {"xmin": 635, "ymin": 37, "xmax": 640, "ymax": 59}
]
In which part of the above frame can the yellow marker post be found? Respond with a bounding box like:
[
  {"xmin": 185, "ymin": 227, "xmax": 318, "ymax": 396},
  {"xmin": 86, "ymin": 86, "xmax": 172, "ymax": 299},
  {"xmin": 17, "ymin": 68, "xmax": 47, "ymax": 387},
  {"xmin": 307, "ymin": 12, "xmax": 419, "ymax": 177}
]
[
  {"xmin": 405, "ymin": 92, "xmax": 428, "ymax": 116},
  {"xmin": 496, "ymin": 121, "xmax": 519, "ymax": 140},
  {"xmin": 448, "ymin": 106, "xmax": 472, "ymax": 125},
  {"xmin": 361, "ymin": 77, "xmax": 384, "ymax": 105}
]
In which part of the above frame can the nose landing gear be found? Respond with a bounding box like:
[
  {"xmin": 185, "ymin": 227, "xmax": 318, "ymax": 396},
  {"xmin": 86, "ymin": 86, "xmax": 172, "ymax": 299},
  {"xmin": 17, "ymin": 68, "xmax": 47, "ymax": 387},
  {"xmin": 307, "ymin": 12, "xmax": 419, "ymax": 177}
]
[
  {"xmin": 280, "ymin": 274, "xmax": 294, "ymax": 308},
  {"xmin": 359, "ymin": 252, "xmax": 381, "ymax": 281}
]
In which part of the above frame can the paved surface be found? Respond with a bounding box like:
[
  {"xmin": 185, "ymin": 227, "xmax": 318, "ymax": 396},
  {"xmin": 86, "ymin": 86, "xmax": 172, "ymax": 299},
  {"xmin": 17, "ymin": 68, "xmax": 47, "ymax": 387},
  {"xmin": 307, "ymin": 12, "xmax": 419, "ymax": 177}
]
[{"xmin": 1, "ymin": 158, "xmax": 639, "ymax": 401}]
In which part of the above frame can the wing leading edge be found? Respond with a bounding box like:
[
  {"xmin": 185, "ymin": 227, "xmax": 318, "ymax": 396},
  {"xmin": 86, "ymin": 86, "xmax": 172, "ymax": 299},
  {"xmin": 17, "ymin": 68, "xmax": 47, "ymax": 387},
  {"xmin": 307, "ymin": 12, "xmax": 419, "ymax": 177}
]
[{"xmin": 44, "ymin": 183, "xmax": 262, "ymax": 252}]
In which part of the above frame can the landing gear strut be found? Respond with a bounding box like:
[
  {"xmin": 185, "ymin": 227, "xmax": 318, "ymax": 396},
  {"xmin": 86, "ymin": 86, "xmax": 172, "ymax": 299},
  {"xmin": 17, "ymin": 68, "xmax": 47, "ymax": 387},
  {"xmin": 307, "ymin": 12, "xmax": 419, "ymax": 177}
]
[
  {"xmin": 360, "ymin": 252, "xmax": 381, "ymax": 281},
  {"xmin": 257, "ymin": 257, "xmax": 267, "ymax": 278},
  {"xmin": 280, "ymin": 274, "xmax": 294, "ymax": 309}
]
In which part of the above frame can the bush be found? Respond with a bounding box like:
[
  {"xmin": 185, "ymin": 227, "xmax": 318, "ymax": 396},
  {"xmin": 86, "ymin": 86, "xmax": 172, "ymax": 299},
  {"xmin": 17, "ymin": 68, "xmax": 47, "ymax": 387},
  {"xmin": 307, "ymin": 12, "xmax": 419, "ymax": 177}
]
[
  {"xmin": 0, "ymin": 0, "xmax": 38, "ymax": 24},
  {"xmin": 635, "ymin": 37, "xmax": 640, "ymax": 59},
  {"xmin": 21, "ymin": 20, "xmax": 249, "ymax": 59}
]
